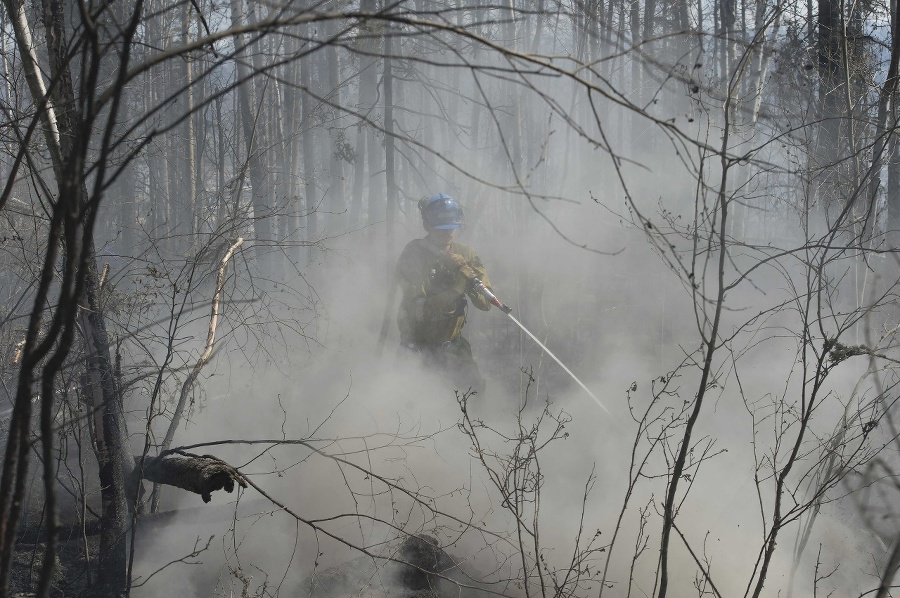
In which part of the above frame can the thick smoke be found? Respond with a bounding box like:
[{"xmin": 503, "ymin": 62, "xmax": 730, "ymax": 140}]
[
  {"xmin": 133, "ymin": 127, "xmax": 888, "ymax": 597},
  {"xmin": 2, "ymin": 5, "xmax": 897, "ymax": 596}
]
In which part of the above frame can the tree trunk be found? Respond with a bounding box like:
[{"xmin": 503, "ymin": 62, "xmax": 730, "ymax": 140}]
[
  {"xmin": 230, "ymin": 0, "xmax": 274, "ymax": 281},
  {"xmin": 80, "ymin": 255, "xmax": 133, "ymax": 595},
  {"xmin": 300, "ymin": 20, "xmax": 319, "ymax": 264},
  {"xmin": 720, "ymin": 0, "xmax": 736, "ymax": 90},
  {"xmin": 325, "ymin": 14, "xmax": 346, "ymax": 234},
  {"xmin": 349, "ymin": 120, "xmax": 367, "ymax": 228},
  {"xmin": 889, "ymin": 124, "xmax": 900, "ymax": 247},
  {"xmin": 816, "ymin": 0, "xmax": 845, "ymax": 220},
  {"xmin": 863, "ymin": 0, "xmax": 899, "ymax": 241},
  {"xmin": 146, "ymin": 33, "xmax": 169, "ymax": 239},
  {"xmin": 282, "ymin": 40, "xmax": 303, "ymax": 267},
  {"xmin": 385, "ymin": 25, "xmax": 397, "ymax": 265},
  {"xmin": 180, "ymin": 1, "xmax": 197, "ymax": 253},
  {"xmin": 630, "ymin": 0, "xmax": 643, "ymax": 150}
]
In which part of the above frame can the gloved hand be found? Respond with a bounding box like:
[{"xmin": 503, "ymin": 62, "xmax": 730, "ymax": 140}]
[
  {"xmin": 442, "ymin": 254, "xmax": 471, "ymax": 295},
  {"xmin": 442, "ymin": 253, "xmax": 479, "ymax": 286},
  {"xmin": 459, "ymin": 264, "xmax": 479, "ymax": 284},
  {"xmin": 450, "ymin": 270, "xmax": 468, "ymax": 295}
]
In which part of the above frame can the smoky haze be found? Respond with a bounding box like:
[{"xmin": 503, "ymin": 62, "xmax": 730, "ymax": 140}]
[
  {"xmin": 130, "ymin": 138, "xmax": 885, "ymax": 597},
  {"xmin": 1, "ymin": 1, "xmax": 899, "ymax": 597}
]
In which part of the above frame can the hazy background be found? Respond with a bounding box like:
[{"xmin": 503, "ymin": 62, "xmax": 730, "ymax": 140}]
[{"xmin": 2, "ymin": 0, "xmax": 899, "ymax": 595}]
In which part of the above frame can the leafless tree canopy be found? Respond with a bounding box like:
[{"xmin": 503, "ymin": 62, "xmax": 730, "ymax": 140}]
[{"xmin": 2, "ymin": 0, "xmax": 900, "ymax": 596}]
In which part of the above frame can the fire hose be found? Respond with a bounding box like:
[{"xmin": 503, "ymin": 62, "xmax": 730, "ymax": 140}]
[{"xmin": 466, "ymin": 274, "xmax": 607, "ymax": 413}]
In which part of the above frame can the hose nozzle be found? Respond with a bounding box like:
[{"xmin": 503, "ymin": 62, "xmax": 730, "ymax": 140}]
[{"xmin": 471, "ymin": 278, "xmax": 512, "ymax": 313}]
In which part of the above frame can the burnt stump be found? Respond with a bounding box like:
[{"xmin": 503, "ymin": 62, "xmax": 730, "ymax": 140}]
[{"xmin": 396, "ymin": 534, "xmax": 455, "ymax": 593}]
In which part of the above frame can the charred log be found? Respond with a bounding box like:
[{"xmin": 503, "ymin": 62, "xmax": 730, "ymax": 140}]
[{"xmin": 130, "ymin": 451, "xmax": 246, "ymax": 504}]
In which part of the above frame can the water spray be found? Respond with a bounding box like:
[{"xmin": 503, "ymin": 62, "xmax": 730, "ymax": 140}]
[{"xmin": 469, "ymin": 277, "xmax": 608, "ymax": 414}]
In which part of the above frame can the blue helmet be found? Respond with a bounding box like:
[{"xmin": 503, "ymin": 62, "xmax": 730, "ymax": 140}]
[{"xmin": 419, "ymin": 193, "xmax": 464, "ymax": 229}]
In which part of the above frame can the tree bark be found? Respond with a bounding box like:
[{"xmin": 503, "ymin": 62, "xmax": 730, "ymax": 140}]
[
  {"xmin": 867, "ymin": 0, "xmax": 900, "ymax": 241},
  {"xmin": 300, "ymin": 19, "xmax": 319, "ymax": 263},
  {"xmin": 230, "ymin": 0, "xmax": 274, "ymax": 281},
  {"xmin": 385, "ymin": 24, "xmax": 397, "ymax": 265},
  {"xmin": 325, "ymin": 14, "xmax": 346, "ymax": 234},
  {"xmin": 816, "ymin": 0, "xmax": 845, "ymax": 219}
]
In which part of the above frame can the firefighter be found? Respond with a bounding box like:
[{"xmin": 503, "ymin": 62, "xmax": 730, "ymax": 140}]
[{"xmin": 395, "ymin": 193, "xmax": 493, "ymax": 395}]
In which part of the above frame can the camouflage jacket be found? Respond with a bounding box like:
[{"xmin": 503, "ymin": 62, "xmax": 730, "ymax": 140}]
[{"xmin": 395, "ymin": 239, "xmax": 492, "ymax": 345}]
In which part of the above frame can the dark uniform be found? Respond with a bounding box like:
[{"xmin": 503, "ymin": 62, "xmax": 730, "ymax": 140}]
[{"xmin": 396, "ymin": 238, "xmax": 492, "ymax": 394}]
